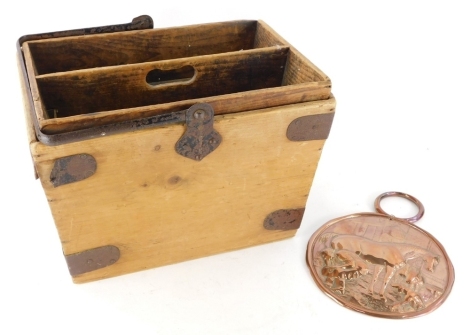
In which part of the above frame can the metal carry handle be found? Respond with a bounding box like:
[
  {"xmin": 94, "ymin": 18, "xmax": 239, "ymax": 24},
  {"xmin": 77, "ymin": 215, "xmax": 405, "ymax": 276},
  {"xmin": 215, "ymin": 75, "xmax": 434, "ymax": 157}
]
[
  {"xmin": 374, "ymin": 191, "xmax": 425, "ymax": 224},
  {"xmin": 18, "ymin": 15, "xmax": 153, "ymax": 45}
]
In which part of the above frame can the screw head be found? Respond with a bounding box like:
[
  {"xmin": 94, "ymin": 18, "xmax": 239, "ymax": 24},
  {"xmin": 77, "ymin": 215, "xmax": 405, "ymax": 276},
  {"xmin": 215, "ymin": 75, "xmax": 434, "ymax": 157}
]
[{"xmin": 194, "ymin": 110, "xmax": 205, "ymax": 119}]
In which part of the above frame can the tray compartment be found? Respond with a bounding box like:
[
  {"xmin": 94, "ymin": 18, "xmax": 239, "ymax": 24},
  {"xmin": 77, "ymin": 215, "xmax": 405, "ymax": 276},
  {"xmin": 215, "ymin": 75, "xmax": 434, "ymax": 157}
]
[
  {"xmin": 27, "ymin": 21, "xmax": 263, "ymax": 75},
  {"xmin": 35, "ymin": 47, "xmax": 289, "ymax": 118}
]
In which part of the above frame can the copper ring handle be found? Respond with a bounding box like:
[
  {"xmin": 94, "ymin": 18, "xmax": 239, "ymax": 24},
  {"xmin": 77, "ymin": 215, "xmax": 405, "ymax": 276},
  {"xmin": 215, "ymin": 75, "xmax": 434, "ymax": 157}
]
[{"xmin": 374, "ymin": 191, "xmax": 425, "ymax": 224}]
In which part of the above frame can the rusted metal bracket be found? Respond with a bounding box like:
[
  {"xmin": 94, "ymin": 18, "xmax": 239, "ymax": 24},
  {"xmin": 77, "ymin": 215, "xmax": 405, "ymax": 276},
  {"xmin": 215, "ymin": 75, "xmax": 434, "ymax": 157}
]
[
  {"xmin": 286, "ymin": 113, "xmax": 335, "ymax": 141},
  {"xmin": 65, "ymin": 245, "xmax": 120, "ymax": 276},
  {"xmin": 50, "ymin": 154, "xmax": 97, "ymax": 187},
  {"xmin": 263, "ymin": 208, "xmax": 305, "ymax": 230},
  {"xmin": 18, "ymin": 15, "xmax": 153, "ymax": 45},
  {"xmin": 47, "ymin": 104, "xmax": 221, "ymax": 186},
  {"xmin": 175, "ymin": 103, "xmax": 222, "ymax": 161}
]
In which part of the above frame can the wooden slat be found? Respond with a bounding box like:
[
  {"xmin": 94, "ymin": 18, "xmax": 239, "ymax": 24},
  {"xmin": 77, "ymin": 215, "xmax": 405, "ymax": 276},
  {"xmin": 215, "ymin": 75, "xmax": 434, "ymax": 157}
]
[
  {"xmin": 28, "ymin": 20, "xmax": 257, "ymax": 75},
  {"xmin": 30, "ymin": 98, "xmax": 335, "ymax": 283},
  {"xmin": 40, "ymin": 83, "xmax": 331, "ymax": 134},
  {"xmin": 255, "ymin": 21, "xmax": 331, "ymax": 85},
  {"xmin": 17, "ymin": 54, "xmax": 37, "ymax": 145},
  {"xmin": 17, "ymin": 53, "xmax": 40, "ymax": 179},
  {"xmin": 36, "ymin": 47, "xmax": 289, "ymax": 117},
  {"xmin": 283, "ymin": 49, "xmax": 329, "ymax": 84},
  {"xmin": 22, "ymin": 43, "xmax": 48, "ymax": 122},
  {"xmin": 254, "ymin": 20, "xmax": 285, "ymax": 48}
]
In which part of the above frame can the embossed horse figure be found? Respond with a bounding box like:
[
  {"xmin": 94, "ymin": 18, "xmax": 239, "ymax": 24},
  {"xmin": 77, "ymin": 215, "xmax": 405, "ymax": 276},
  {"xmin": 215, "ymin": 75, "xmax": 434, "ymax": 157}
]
[{"xmin": 328, "ymin": 234, "xmax": 439, "ymax": 298}]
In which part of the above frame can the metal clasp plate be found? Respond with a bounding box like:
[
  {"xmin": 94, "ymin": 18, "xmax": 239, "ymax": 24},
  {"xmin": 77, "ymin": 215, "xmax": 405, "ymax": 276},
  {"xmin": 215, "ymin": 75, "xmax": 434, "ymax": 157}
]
[{"xmin": 175, "ymin": 103, "xmax": 222, "ymax": 161}]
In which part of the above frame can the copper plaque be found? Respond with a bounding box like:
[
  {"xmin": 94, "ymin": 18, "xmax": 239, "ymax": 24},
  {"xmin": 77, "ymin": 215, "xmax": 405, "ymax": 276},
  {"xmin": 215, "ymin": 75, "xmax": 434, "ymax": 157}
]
[{"xmin": 306, "ymin": 192, "xmax": 454, "ymax": 319}]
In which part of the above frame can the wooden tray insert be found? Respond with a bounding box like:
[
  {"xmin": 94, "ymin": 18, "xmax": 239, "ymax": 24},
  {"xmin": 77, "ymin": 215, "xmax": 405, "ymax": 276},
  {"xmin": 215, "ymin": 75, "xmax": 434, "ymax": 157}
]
[{"xmin": 22, "ymin": 20, "xmax": 331, "ymax": 135}]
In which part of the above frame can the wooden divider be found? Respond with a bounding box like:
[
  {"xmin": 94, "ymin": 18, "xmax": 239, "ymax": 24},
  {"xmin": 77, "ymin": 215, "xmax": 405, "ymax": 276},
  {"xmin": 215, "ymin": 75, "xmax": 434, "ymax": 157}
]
[{"xmin": 27, "ymin": 20, "xmax": 258, "ymax": 74}]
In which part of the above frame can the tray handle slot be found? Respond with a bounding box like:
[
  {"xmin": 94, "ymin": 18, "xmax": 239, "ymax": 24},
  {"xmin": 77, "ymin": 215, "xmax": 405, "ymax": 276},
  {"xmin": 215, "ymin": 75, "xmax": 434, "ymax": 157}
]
[{"xmin": 146, "ymin": 66, "xmax": 196, "ymax": 87}]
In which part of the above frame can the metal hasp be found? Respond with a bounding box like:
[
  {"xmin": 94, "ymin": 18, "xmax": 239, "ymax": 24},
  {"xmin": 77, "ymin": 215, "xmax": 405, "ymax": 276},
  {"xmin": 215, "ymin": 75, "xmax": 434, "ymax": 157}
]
[
  {"xmin": 286, "ymin": 113, "xmax": 335, "ymax": 141},
  {"xmin": 175, "ymin": 103, "xmax": 222, "ymax": 161},
  {"xmin": 50, "ymin": 154, "xmax": 97, "ymax": 187},
  {"xmin": 264, "ymin": 208, "xmax": 305, "ymax": 230},
  {"xmin": 65, "ymin": 245, "xmax": 120, "ymax": 276}
]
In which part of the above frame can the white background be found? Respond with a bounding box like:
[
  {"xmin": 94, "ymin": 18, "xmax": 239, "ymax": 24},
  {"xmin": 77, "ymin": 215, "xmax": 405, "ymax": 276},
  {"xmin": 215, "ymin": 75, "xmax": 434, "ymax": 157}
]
[{"xmin": 2, "ymin": 1, "xmax": 468, "ymax": 334}]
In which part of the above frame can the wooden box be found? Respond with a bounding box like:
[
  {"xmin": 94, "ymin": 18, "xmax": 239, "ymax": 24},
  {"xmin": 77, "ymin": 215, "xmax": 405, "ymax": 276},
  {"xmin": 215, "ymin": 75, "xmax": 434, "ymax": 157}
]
[{"xmin": 17, "ymin": 15, "xmax": 335, "ymax": 283}]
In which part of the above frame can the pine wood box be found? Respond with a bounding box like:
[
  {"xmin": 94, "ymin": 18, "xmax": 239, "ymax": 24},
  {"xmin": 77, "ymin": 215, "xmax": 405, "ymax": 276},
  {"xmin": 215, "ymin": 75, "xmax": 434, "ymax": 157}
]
[{"xmin": 17, "ymin": 15, "xmax": 335, "ymax": 283}]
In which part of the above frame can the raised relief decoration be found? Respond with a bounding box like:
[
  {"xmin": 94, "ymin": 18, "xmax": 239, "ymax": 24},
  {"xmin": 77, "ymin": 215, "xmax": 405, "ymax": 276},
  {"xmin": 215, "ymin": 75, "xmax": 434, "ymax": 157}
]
[{"xmin": 306, "ymin": 192, "xmax": 454, "ymax": 318}]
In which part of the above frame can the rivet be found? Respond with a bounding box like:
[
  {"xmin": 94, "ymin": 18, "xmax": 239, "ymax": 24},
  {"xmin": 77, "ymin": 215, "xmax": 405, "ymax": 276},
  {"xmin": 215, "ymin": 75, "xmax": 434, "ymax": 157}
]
[
  {"xmin": 101, "ymin": 132, "xmax": 106, "ymax": 136},
  {"xmin": 195, "ymin": 155, "xmax": 201, "ymax": 160},
  {"xmin": 87, "ymin": 259, "xmax": 93, "ymax": 264},
  {"xmin": 209, "ymin": 138, "xmax": 215, "ymax": 145},
  {"xmin": 194, "ymin": 110, "xmax": 205, "ymax": 119}
]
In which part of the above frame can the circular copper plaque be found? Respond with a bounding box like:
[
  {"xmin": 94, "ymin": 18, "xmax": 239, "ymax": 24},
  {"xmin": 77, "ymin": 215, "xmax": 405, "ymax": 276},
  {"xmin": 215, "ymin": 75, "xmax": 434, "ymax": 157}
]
[{"xmin": 306, "ymin": 192, "xmax": 454, "ymax": 318}]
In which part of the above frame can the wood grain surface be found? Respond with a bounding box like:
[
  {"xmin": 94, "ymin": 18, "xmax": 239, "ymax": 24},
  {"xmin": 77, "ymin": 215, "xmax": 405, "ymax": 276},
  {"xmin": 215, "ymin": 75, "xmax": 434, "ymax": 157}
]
[
  {"xmin": 30, "ymin": 98, "xmax": 335, "ymax": 282},
  {"xmin": 28, "ymin": 20, "xmax": 258, "ymax": 74}
]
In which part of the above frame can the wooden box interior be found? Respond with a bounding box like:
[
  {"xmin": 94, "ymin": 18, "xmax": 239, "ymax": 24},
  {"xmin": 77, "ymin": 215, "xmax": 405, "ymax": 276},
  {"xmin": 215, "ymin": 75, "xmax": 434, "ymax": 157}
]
[{"xmin": 22, "ymin": 20, "xmax": 331, "ymax": 135}]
